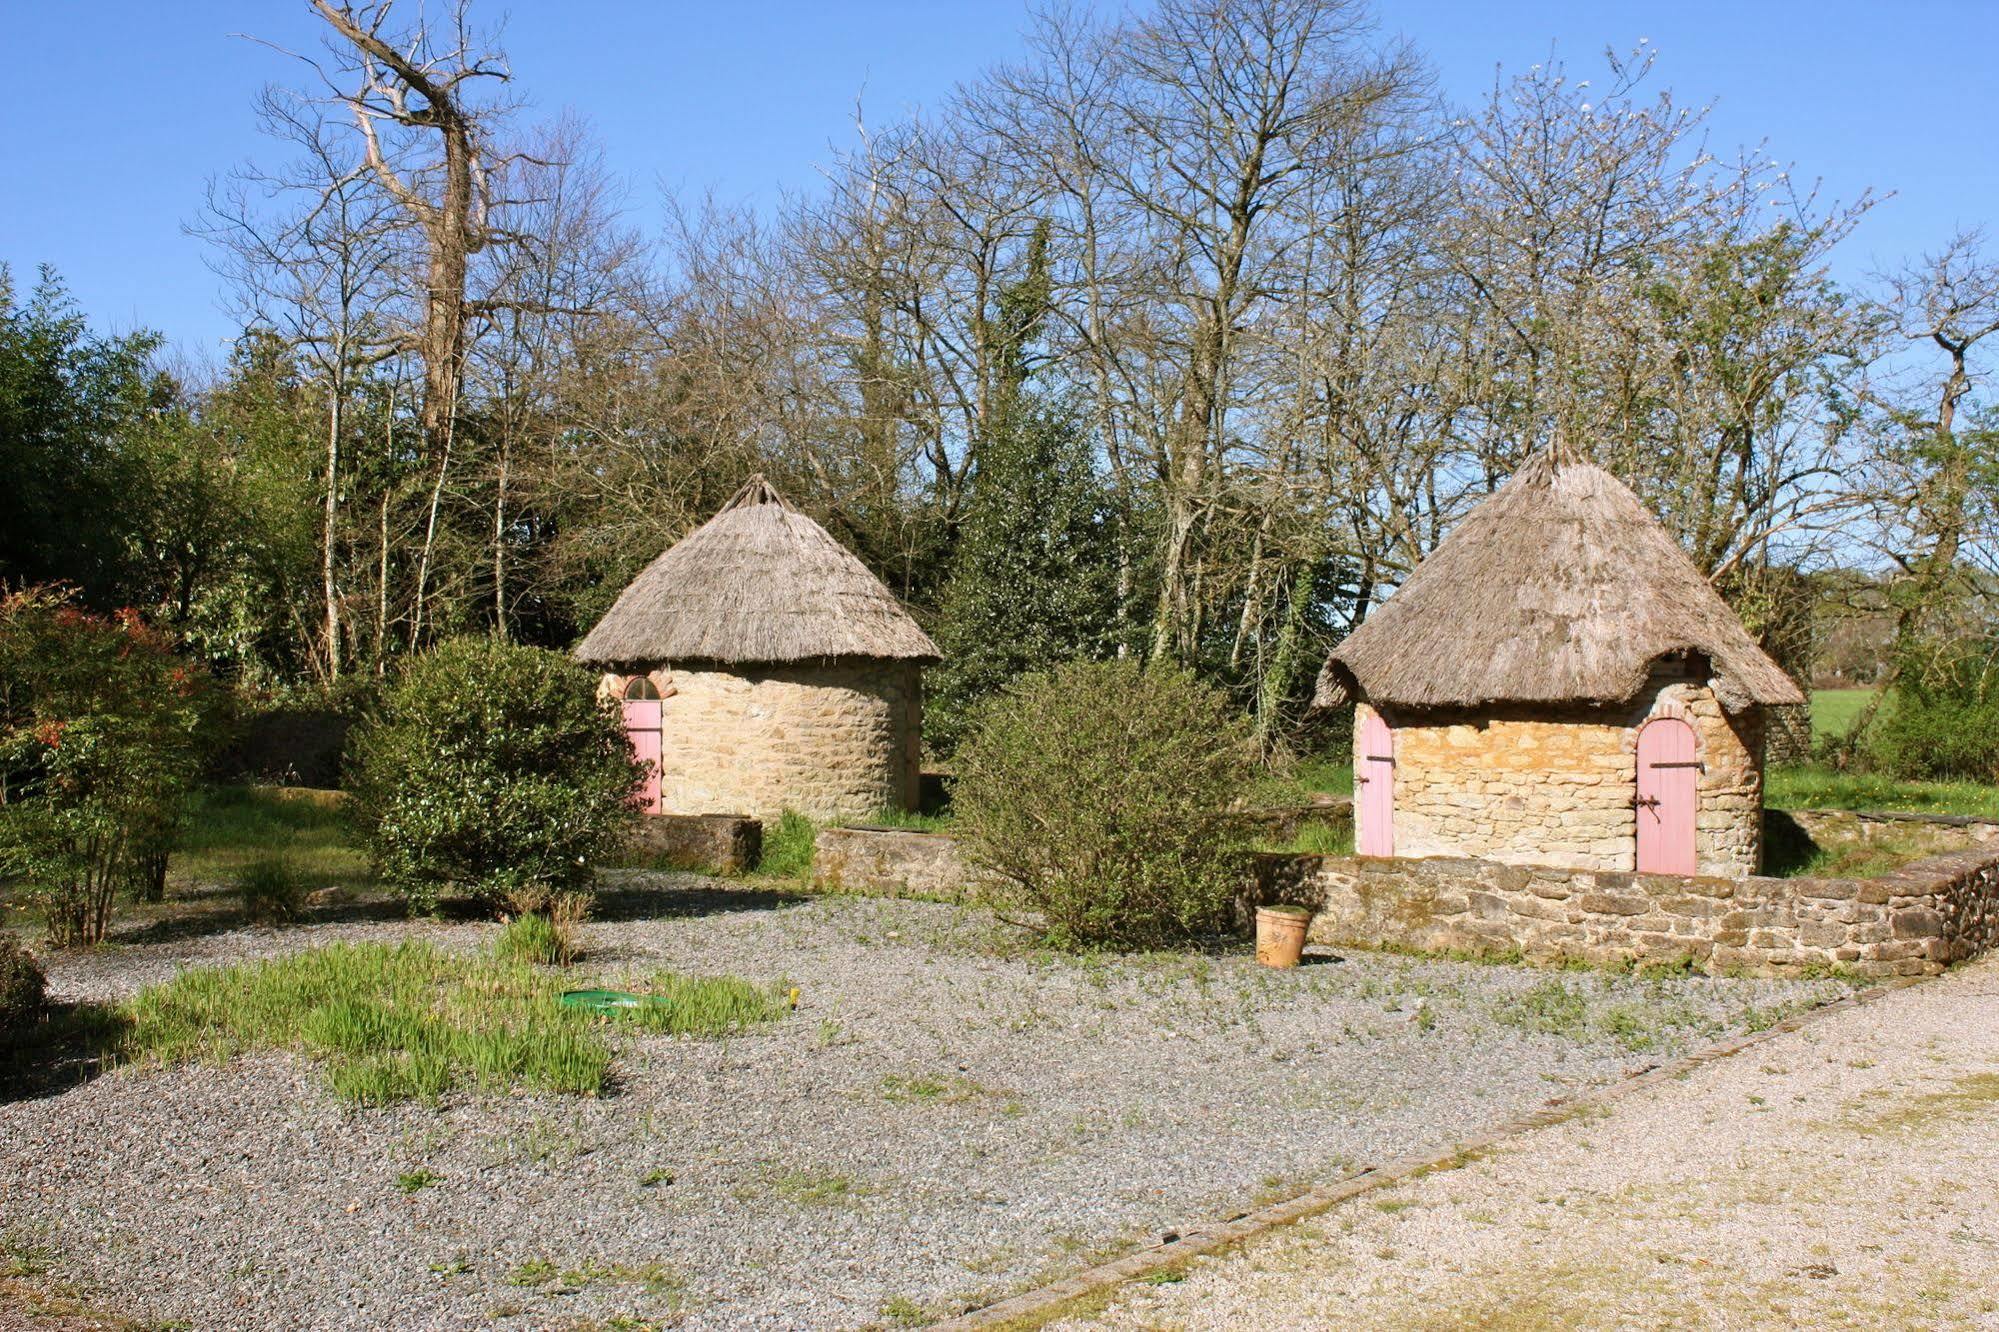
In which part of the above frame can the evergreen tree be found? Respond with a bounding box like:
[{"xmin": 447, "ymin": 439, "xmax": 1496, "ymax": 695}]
[{"xmin": 928, "ymin": 404, "xmax": 1121, "ymax": 753}]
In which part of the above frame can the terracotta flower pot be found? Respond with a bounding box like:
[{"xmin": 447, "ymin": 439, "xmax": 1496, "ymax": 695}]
[{"xmin": 1255, "ymin": 905, "xmax": 1313, "ymax": 968}]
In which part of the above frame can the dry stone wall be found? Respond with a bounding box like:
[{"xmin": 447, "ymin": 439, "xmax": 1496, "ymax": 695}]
[
  {"xmin": 602, "ymin": 661, "xmax": 922, "ymax": 822},
  {"xmin": 1362, "ymin": 663, "xmax": 1765, "ymax": 876},
  {"xmin": 1253, "ymin": 840, "xmax": 1999, "ymax": 979}
]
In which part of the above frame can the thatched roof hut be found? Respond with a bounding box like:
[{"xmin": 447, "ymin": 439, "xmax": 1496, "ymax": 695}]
[
  {"xmin": 1315, "ymin": 453, "xmax": 1803, "ymax": 715},
  {"xmin": 575, "ymin": 476, "xmax": 935, "ymax": 822},
  {"xmin": 1316, "ymin": 452, "xmax": 1802, "ymax": 879},
  {"xmin": 576, "ymin": 475, "xmax": 939, "ymax": 669}
]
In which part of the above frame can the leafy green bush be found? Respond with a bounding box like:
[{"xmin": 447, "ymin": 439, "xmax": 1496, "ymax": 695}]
[
  {"xmin": 952, "ymin": 659, "xmax": 1255, "ymax": 948},
  {"xmin": 237, "ymin": 857, "xmax": 303, "ymax": 924},
  {"xmin": 347, "ymin": 638, "xmax": 640, "ymax": 914},
  {"xmin": 1869, "ymin": 685, "xmax": 1999, "ymax": 782},
  {"xmin": 0, "ymin": 934, "xmax": 47, "ymax": 1033},
  {"xmin": 0, "ymin": 588, "xmax": 217, "ymax": 945}
]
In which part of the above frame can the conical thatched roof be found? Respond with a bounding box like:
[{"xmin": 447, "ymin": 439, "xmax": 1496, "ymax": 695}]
[
  {"xmin": 574, "ymin": 476, "xmax": 940, "ymax": 668},
  {"xmin": 1315, "ymin": 453, "xmax": 1804, "ymax": 714}
]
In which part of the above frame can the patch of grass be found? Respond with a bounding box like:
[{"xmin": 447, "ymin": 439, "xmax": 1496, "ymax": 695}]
[
  {"xmin": 752, "ymin": 809, "xmax": 817, "ymax": 880},
  {"xmin": 852, "ymin": 808, "xmax": 956, "ymax": 832},
  {"xmin": 878, "ymin": 1071, "xmax": 994, "ymax": 1104},
  {"xmin": 611, "ymin": 970, "xmax": 793, "ymax": 1036},
  {"xmin": 638, "ymin": 1167, "xmax": 674, "ymax": 1188},
  {"xmin": 492, "ymin": 913, "xmax": 568, "ymax": 967},
  {"xmin": 237, "ymin": 857, "xmax": 303, "ymax": 923},
  {"xmin": 1246, "ymin": 758, "xmax": 1353, "ymax": 807},
  {"xmin": 172, "ymin": 785, "xmax": 370, "ymax": 894},
  {"xmin": 881, "ymin": 1294, "xmax": 929, "ymax": 1326},
  {"xmin": 1811, "ymin": 687, "xmax": 1883, "ymax": 740},
  {"xmin": 396, "ymin": 1168, "xmax": 440, "ymax": 1193},
  {"xmin": 1767, "ymin": 764, "xmax": 1999, "ymax": 820},
  {"xmin": 1843, "ymin": 1071, "xmax": 1999, "ymax": 1137},
  {"xmin": 744, "ymin": 1166, "xmax": 864, "ymax": 1206},
  {"xmin": 119, "ymin": 941, "xmax": 785, "ymax": 1106},
  {"xmin": 1256, "ymin": 818, "xmax": 1354, "ymax": 855},
  {"xmin": 1766, "ymin": 834, "xmax": 1943, "ymax": 879}
]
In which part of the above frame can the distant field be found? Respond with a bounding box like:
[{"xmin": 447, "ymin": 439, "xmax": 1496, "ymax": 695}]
[{"xmin": 1810, "ymin": 687, "xmax": 1881, "ymax": 740}]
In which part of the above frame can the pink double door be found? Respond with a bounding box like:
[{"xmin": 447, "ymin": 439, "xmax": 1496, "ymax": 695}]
[
  {"xmin": 1356, "ymin": 710, "xmax": 1395, "ymax": 857},
  {"xmin": 1635, "ymin": 717, "xmax": 1699, "ymax": 875},
  {"xmin": 622, "ymin": 696, "xmax": 663, "ymax": 814}
]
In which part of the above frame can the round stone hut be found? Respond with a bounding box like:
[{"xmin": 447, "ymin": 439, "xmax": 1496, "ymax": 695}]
[
  {"xmin": 1314, "ymin": 452, "xmax": 1805, "ymax": 877},
  {"xmin": 574, "ymin": 476, "xmax": 939, "ymax": 822}
]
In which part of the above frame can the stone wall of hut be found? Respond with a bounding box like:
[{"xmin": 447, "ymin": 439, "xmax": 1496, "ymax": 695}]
[
  {"xmin": 603, "ymin": 661, "xmax": 922, "ymax": 822},
  {"xmin": 1360, "ymin": 664, "xmax": 1766, "ymax": 876}
]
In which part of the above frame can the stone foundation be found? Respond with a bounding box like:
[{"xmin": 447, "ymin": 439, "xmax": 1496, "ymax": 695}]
[
  {"xmin": 811, "ymin": 826, "xmax": 987, "ymax": 901},
  {"xmin": 1360, "ymin": 662, "xmax": 1765, "ymax": 876},
  {"xmin": 1252, "ymin": 838, "xmax": 1999, "ymax": 978},
  {"xmin": 628, "ymin": 813, "xmax": 763, "ymax": 874},
  {"xmin": 602, "ymin": 660, "xmax": 922, "ymax": 822}
]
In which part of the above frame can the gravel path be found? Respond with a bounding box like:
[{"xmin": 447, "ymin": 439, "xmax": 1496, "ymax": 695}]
[
  {"xmin": 1054, "ymin": 956, "xmax": 1999, "ymax": 1331},
  {"xmin": 1, "ymin": 874, "xmax": 1850, "ymax": 1331}
]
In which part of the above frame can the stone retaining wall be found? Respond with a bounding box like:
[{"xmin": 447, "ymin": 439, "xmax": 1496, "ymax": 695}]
[
  {"xmin": 628, "ymin": 813, "xmax": 763, "ymax": 874},
  {"xmin": 1253, "ymin": 839, "xmax": 1999, "ymax": 978},
  {"xmin": 809, "ymin": 805, "xmax": 1347, "ymax": 901},
  {"xmin": 811, "ymin": 826, "xmax": 987, "ymax": 901}
]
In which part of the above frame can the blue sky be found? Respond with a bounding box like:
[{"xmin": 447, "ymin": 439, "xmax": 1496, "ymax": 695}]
[{"xmin": 3, "ymin": 2, "xmax": 1993, "ymax": 357}]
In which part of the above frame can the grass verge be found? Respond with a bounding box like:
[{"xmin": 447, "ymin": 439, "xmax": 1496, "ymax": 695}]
[{"xmin": 1767, "ymin": 765, "xmax": 1999, "ymax": 820}]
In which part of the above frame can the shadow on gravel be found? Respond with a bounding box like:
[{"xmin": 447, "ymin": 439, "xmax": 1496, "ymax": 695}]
[
  {"xmin": 587, "ymin": 880, "xmax": 806, "ymax": 923},
  {"xmin": 110, "ymin": 895, "xmax": 407, "ymax": 948},
  {"xmin": 0, "ymin": 1002, "xmax": 127, "ymax": 1104}
]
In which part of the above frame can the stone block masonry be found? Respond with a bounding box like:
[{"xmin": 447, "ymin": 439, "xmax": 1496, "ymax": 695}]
[
  {"xmin": 628, "ymin": 813, "xmax": 762, "ymax": 874},
  {"xmin": 1363, "ymin": 663, "xmax": 1765, "ymax": 877},
  {"xmin": 1253, "ymin": 839, "xmax": 1999, "ymax": 978},
  {"xmin": 603, "ymin": 660, "xmax": 923, "ymax": 823}
]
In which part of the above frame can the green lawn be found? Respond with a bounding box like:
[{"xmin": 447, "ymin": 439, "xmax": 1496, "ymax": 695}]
[
  {"xmin": 171, "ymin": 785, "xmax": 372, "ymax": 893},
  {"xmin": 1765, "ymin": 765, "xmax": 1999, "ymax": 820},
  {"xmin": 1810, "ymin": 687, "xmax": 1884, "ymax": 741}
]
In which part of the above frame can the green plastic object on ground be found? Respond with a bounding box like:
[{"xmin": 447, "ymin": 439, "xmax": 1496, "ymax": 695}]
[{"xmin": 559, "ymin": 989, "xmax": 653, "ymax": 1016}]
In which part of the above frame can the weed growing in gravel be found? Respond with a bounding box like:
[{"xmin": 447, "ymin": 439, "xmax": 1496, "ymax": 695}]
[
  {"xmin": 120, "ymin": 941, "xmax": 786, "ymax": 1106},
  {"xmin": 879, "ymin": 1071, "xmax": 995, "ymax": 1104},
  {"xmin": 639, "ymin": 1167, "xmax": 674, "ymax": 1188},
  {"xmin": 743, "ymin": 1166, "xmax": 865, "ymax": 1206},
  {"xmin": 395, "ymin": 1168, "xmax": 440, "ymax": 1193},
  {"xmin": 881, "ymin": 1294, "xmax": 928, "ymax": 1326},
  {"xmin": 614, "ymin": 970, "xmax": 792, "ymax": 1036}
]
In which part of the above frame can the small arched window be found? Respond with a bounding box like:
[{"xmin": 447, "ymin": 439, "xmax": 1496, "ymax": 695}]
[{"xmin": 623, "ymin": 676, "xmax": 662, "ymax": 701}]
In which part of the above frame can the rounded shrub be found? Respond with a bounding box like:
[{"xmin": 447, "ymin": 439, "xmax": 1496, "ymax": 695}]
[
  {"xmin": 0, "ymin": 934, "xmax": 48, "ymax": 1034},
  {"xmin": 952, "ymin": 658, "xmax": 1255, "ymax": 949},
  {"xmin": 347, "ymin": 638, "xmax": 640, "ymax": 915}
]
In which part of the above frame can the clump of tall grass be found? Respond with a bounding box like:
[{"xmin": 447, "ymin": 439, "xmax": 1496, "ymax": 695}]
[
  {"xmin": 120, "ymin": 941, "xmax": 787, "ymax": 1107},
  {"xmin": 493, "ymin": 891, "xmax": 593, "ymax": 966},
  {"xmin": 237, "ymin": 857, "xmax": 304, "ymax": 924},
  {"xmin": 754, "ymin": 810, "xmax": 817, "ymax": 880}
]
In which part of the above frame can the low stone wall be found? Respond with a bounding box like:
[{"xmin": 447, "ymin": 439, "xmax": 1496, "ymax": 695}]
[
  {"xmin": 811, "ymin": 826, "xmax": 988, "ymax": 901},
  {"xmin": 628, "ymin": 813, "xmax": 762, "ymax": 874},
  {"xmin": 1252, "ymin": 837, "xmax": 1999, "ymax": 978},
  {"xmin": 1778, "ymin": 806, "xmax": 1999, "ymax": 850},
  {"xmin": 1236, "ymin": 797, "xmax": 1353, "ymax": 843}
]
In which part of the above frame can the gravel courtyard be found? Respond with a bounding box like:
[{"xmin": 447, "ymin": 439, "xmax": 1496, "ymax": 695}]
[{"xmin": 1, "ymin": 874, "xmax": 1853, "ymax": 1331}]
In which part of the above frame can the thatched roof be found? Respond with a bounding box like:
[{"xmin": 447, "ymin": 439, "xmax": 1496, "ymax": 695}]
[
  {"xmin": 1315, "ymin": 453, "xmax": 1804, "ymax": 714},
  {"xmin": 574, "ymin": 476, "xmax": 940, "ymax": 668}
]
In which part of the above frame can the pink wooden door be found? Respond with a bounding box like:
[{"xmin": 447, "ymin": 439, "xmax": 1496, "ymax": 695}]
[
  {"xmin": 1636, "ymin": 717, "xmax": 1698, "ymax": 875},
  {"xmin": 622, "ymin": 697, "xmax": 663, "ymax": 814},
  {"xmin": 1356, "ymin": 710, "xmax": 1395, "ymax": 857}
]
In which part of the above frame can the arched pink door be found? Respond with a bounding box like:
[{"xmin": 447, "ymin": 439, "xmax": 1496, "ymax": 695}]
[
  {"xmin": 622, "ymin": 678, "xmax": 663, "ymax": 814},
  {"xmin": 1636, "ymin": 717, "xmax": 1699, "ymax": 875},
  {"xmin": 1356, "ymin": 710, "xmax": 1395, "ymax": 857}
]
